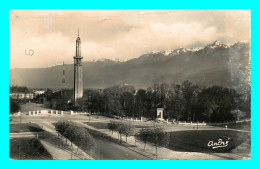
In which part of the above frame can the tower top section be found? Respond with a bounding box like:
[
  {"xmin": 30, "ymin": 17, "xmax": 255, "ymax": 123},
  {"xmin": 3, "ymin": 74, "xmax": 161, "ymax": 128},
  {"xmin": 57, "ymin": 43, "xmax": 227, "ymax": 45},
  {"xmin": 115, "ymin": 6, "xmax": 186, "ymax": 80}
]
[
  {"xmin": 76, "ymin": 28, "xmax": 81, "ymax": 42},
  {"xmin": 75, "ymin": 28, "xmax": 82, "ymax": 58}
]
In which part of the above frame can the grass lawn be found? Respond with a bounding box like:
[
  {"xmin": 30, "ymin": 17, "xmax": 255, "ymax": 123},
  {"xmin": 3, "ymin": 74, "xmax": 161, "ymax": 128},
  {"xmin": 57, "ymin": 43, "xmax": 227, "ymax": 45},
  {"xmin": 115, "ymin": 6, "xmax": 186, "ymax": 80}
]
[
  {"xmin": 10, "ymin": 138, "xmax": 52, "ymax": 159},
  {"xmin": 84, "ymin": 122, "xmax": 109, "ymax": 129},
  {"xmin": 10, "ymin": 123, "xmax": 44, "ymax": 133},
  {"xmin": 85, "ymin": 122, "xmax": 151, "ymax": 129},
  {"xmin": 168, "ymin": 130, "xmax": 250, "ymax": 153},
  {"xmin": 20, "ymin": 102, "xmax": 47, "ymax": 112}
]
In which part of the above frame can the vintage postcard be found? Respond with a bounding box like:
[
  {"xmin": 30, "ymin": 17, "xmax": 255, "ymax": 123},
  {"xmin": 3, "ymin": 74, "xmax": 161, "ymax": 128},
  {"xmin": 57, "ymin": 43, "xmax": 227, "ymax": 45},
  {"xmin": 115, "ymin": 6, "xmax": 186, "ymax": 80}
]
[{"xmin": 9, "ymin": 10, "xmax": 251, "ymax": 160}]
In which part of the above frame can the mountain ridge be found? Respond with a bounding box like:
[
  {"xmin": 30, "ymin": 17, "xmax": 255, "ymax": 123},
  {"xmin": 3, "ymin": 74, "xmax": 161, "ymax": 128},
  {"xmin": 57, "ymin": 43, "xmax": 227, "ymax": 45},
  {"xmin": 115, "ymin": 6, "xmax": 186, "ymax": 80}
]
[{"xmin": 10, "ymin": 40, "xmax": 251, "ymax": 92}]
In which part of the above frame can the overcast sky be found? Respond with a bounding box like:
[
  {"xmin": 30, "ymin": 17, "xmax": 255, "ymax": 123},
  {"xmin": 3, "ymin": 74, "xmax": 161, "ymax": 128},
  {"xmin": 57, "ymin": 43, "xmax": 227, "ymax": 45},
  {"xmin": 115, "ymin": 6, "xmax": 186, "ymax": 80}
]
[{"xmin": 10, "ymin": 10, "xmax": 250, "ymax": 68}]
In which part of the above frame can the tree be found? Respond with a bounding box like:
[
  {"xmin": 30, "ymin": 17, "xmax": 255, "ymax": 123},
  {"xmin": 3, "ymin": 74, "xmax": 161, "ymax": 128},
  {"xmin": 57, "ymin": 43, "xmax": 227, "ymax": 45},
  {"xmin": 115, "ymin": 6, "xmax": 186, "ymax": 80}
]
[
  {"xmin": 121, "ymin": 123, "xmax": 135, "ymax": 143},
  {"xmin": 44, "ymin": 89, "xmax": 54, "ymax": 101},
  {"xmin": 10, "ymin": 99, "xmax": 20, "ymax": 114},
  {"xmin": 135, "ymin": 128, "xmax": 151, "ymax": 151},
  {"xmin": 165, "ymin": 85, "xmax": 185, "ymax": 122},
  {"xmin": 238, "ymin": 88, "xmax": 251, "ymax": 119},
  {"xmin": 135, "ymin": 89, "xmax": 146, "ymax": 118},
  {"xmin": 103, "ymin": 86, "xmax": 124, "ymax": 116},
  {"xmin": 143, "ymin": 89, "xmax": 154, "ymax": 119},
  {"xmin": 114, "ymin": 121, "xmax": 135, "ymax": 143},
  {"xmin": 120, "ymin": 91, "xmax": 135, "ymax": 117},
  {"xmin": 150, "ymin": 126, "xmax": 169, "ymax": 157},
  {"xmin": 85, "ymin": 89, "xmax": 105, "ymax": 113},
  {"xmin": 116, "ymin": 122, "xmax": 124, "ymax": 143},
  {"xmin": 107, "ymin": 121, "xmax": 119, "ymax": 135},
  {"xmin": 181, "ymin": 81, "xmax": 200, "ymax": 121},
  {"xmin": 77, "ymin": 96, "xmax": 90, "ymax": 112},
  {"xmin": 55, "ymin": 89, "xmax": 73, "ymax": 110}
]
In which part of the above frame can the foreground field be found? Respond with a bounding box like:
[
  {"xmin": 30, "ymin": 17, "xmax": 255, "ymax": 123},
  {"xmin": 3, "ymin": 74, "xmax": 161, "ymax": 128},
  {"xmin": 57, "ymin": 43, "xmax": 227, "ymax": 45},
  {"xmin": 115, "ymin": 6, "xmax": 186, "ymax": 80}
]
[
  {"xmin": 10, "ymin": 102, "xmax": 251, "ymax": 159},
  {"xmin": 168, "ymin": 130, "xmax": 250, "ymax": 154},
  {"xmin": 85, "ymin": 121, "xmax": 250, "ymax": 155},
  {"xmin": 10, "ymin": 138, "xmax": 52, "ymax": 160}
]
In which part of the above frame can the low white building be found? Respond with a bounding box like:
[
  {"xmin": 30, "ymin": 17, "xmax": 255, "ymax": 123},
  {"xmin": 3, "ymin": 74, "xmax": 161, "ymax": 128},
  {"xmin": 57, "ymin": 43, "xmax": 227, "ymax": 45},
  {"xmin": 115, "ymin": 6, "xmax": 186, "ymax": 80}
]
[{"xmin": 28, "ymin": 110, "xmax": 64, "ymax": 116}]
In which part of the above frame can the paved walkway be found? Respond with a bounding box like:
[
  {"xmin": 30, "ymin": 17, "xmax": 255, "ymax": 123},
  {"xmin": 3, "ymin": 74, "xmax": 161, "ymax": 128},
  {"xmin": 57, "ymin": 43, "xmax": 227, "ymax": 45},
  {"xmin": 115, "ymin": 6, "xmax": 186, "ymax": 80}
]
[
  {"xmin": 39, "ymin": 138, "xmax": 78, "ymax": 160},
  {"xmin": 72, "ymin": 121, "xmax": 150, "ymax": 159},
  {"xmin": 10, "ymin": 132, "xmax": 36, "ymax": 138}
]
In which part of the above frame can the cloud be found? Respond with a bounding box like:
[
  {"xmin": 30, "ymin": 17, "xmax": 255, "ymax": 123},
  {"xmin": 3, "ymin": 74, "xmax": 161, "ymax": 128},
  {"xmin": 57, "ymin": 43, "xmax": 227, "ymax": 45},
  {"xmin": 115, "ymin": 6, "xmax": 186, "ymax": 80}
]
[
  {"xmin": 10, "ymin": 10, "xmax": 251, "ymax": 68},
  {"xmin": 83, "ymin": 41, "xmax": 115, "ymax": 60},
  {"xmin": 102, "ymin": 21, "xmax": 218, "ymax": 59},
  {"xmin": 10, "ymin": 31, "xmax": 73, "ymax": 68},
  {"xmin": 10, "ymin": 29, "xmax": 116, "ymax": 68}
]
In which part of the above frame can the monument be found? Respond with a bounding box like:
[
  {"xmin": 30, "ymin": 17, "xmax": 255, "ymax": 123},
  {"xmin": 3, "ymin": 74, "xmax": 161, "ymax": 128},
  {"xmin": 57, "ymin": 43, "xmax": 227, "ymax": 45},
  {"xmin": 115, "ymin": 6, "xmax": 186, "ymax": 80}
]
[
  {"xmin": 156, "ymin": 108, "xmax": 164, "ymax": 120},
  {"xmin": 73, "ymin": 29, "xmax": 83, "ymax": 105}
]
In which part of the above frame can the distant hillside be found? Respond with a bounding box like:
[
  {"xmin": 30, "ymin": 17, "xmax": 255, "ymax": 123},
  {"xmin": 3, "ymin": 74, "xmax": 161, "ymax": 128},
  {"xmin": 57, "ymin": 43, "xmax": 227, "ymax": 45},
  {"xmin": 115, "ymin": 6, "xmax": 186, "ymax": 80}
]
[{"xmin": 10, "ymin": 41, "xmax": 250, "ymax": 92}]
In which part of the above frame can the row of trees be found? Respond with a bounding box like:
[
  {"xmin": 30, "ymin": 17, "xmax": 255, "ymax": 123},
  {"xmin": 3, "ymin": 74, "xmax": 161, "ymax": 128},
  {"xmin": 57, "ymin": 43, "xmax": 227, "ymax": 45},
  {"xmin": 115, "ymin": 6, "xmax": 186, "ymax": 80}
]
[
  {"xmin": 54, "ymin": 121, "xmax": 96, "ymax": 152},
  {"xmin": 107, "ymin": 121, "xmax": 135, "ymax": 143},
  {"xmin": 135, "ymin": 126, "xmax": 169, "ymax": 156},
  {"xmin": 40, "ymin": 81, "xmax": 250, "ymax": 123},
  {"xmin": 107, "ymin": 121, "xmax": 169, "ymax": 156}
]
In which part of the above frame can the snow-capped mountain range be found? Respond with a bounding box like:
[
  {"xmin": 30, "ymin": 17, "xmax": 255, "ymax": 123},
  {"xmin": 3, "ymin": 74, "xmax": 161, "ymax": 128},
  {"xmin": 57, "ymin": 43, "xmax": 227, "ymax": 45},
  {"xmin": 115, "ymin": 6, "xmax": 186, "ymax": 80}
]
[{"xmin": 10, "ymin": 40, "xmax": 250, "ymax": 94}]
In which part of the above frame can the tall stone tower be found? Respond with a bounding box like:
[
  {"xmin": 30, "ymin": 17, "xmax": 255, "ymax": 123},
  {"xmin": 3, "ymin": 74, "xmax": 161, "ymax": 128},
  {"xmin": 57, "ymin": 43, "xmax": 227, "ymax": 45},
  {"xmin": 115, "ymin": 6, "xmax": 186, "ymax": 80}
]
[
  {"xmin": 73, "ymin": 29, "xmax": 83, "ymax": 105},
  {"xmin": 61, "ymin": 61, "xmax": 66, "ymax": 88}
]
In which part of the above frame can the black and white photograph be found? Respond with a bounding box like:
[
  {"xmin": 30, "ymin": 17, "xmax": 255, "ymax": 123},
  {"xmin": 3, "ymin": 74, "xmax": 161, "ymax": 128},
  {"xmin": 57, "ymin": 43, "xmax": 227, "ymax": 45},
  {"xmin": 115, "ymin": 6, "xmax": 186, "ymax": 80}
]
[{"xmin": 9, "ymin": 10, "xmax": 251, "ymax": 160}]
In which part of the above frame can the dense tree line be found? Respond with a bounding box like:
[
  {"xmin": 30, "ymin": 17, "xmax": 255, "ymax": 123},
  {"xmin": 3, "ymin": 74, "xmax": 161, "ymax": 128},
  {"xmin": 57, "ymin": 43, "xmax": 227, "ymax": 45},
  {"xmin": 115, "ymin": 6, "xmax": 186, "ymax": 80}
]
[
  {"xmin": 40, "ymin": 81, "xmax": 250, "ymax": 123},
  {"xmin": 79, "ymin": 81, "xmax": 250, "ymax": 122},
  {"xmin": 107, "ymin": 121, "xmax": 135, "ymax": 143}
]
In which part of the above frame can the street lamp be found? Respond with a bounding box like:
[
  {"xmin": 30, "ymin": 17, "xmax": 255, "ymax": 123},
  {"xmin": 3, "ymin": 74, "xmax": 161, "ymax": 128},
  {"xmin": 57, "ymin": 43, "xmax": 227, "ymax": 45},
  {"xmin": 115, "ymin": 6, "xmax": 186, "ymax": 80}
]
[{"xmin": 20, "ymin": 112, "xmax": 21, "ymax": 123}]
